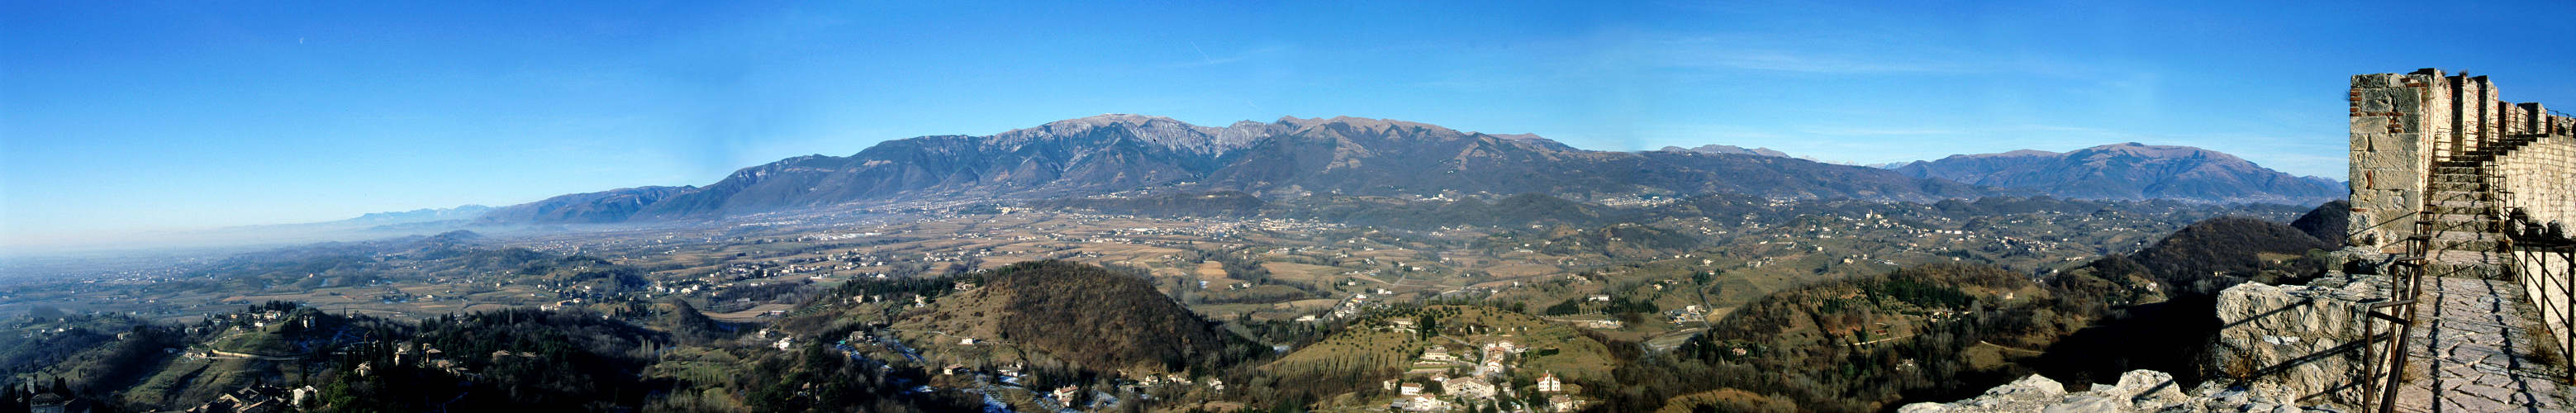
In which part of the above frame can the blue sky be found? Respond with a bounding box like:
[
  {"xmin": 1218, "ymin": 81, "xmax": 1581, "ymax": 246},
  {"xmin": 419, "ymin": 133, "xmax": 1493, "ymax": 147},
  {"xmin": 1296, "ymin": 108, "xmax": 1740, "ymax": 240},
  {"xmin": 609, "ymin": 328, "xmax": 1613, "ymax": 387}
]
[{"xmin": 5, "ymin": 1, "xmax": 2574, "ymax": 247}]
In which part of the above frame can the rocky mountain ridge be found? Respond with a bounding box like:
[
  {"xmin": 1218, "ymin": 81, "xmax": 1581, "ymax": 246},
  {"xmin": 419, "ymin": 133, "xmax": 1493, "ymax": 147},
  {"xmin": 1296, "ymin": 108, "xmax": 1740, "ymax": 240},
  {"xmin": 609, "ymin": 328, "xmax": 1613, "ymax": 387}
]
[{"xmin": 1660, "ymin": 144, "xmax": 1794, "ymax": 158}]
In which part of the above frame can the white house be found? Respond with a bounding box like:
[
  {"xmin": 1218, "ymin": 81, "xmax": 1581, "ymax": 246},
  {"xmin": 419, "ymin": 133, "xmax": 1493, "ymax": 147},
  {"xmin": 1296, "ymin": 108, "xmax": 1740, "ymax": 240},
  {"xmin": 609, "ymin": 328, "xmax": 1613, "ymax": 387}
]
[
  {"xmin": 1394, "ymin": 395, "xmax": 1452, "ymax": 412},
  {"xmin": 1442, "ymin": 377, "xmax": 1497, "ymax": 400},
  {"xmin": 1420, "ymin": 347, "xmax": 1458, "ymax": 363},
  {"xmin": 1050, "ymin": 385, "xmax": 1079, "ymax": 402}
]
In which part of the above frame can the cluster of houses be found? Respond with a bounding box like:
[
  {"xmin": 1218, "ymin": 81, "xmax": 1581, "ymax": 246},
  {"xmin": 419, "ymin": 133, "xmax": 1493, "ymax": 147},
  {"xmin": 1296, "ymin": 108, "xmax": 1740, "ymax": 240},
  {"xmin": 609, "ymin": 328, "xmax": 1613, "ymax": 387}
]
[
  {"xmin": 924, "ymin": 361, "xmax": 1222, "ymax": 411},
  {"xmin": 1325, "ymin": 291, "xmax": 1387, "ymax": 320},
  {"xmin": 838, "ymin": 325, "xmax": 1227, "ymax": 412},
  {"xmin": 386, "ymin": 343, "xmax": 477, "ymax": 377},
  {"xmin": 1381, "ymin": 339, "xmax": 1585, "ymax": 411},
  {"xmin": 1384, "ymin": 372, "xmax": 1580, "ymax": 412},
  {"xmin": 1595, "ymin": 196, "xmax": 1679, "ymax": 208},
  {"xmin": 1664, "ymin": 304, "xmax": 1711, "ymax": 325},
  {"xmin": 213, "ymin": 309, "xmax": 294, "ymax": 330},
  {"xmin": 182, "ymin": 384, "xmax": 317, "ymax": 413}
]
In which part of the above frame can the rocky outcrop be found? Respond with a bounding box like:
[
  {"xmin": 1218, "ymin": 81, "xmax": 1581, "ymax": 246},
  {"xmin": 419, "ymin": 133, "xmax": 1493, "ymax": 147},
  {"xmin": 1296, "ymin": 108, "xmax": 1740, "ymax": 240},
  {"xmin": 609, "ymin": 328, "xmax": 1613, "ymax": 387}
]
[
  {"xmin": 2205, "ymin": 272, "xmax": 2388, "ymax": 406},
  {"xmin": 1894, "ymin": 370, "xmax": 2347, "ymax": 413},
  {"xmin": 1910, "ymin": 270, "xmax": 2395, "ymax": 413}
]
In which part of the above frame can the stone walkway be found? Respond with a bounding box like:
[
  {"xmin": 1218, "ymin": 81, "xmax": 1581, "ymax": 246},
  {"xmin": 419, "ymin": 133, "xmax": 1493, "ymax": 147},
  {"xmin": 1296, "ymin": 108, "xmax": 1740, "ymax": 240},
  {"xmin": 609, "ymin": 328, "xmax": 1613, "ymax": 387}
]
[
  {"xmin": 2394, "ymin": 275, "xmax": 2572, "ymax": 412},
  {"xmin": 2391, "ymin": 145, "xmax": 2575, "ymax": 411}
]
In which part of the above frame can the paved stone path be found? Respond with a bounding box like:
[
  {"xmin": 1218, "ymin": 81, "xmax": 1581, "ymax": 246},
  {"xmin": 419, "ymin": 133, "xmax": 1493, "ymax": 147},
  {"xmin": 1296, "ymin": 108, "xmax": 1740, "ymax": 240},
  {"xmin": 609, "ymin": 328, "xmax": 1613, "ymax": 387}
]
[
  {"xmin": 2388, "ymin": 149, "xmax": 2574, "ymax": 411},
  {"xmin": 2393, "ymin": 275, "xmax": 2572, "ymax": 412}
]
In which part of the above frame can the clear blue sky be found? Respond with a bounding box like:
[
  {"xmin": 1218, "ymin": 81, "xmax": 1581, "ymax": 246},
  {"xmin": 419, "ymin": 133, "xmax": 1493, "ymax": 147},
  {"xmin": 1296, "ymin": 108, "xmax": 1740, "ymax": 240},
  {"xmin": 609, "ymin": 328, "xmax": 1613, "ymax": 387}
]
[{"xmin": 5, "ymin": 1, "xmax": 2573, "ymax": 247}]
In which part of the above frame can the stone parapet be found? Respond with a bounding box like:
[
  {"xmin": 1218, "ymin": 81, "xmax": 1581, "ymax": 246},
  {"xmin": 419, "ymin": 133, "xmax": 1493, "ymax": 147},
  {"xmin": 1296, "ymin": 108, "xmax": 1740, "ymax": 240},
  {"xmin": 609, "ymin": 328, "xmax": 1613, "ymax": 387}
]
[{"xmin": 2205, "ymin": 272, "xmax": 2391, "ymax": 407}]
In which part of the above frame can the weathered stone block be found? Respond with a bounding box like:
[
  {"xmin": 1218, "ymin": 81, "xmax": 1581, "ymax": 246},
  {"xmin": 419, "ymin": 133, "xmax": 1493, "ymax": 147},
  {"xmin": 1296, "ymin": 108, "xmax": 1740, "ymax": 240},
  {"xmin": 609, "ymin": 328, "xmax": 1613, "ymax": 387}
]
[{"xmin": 2207, "ymin": 273, "xmax": 2388, "ymax": 406}]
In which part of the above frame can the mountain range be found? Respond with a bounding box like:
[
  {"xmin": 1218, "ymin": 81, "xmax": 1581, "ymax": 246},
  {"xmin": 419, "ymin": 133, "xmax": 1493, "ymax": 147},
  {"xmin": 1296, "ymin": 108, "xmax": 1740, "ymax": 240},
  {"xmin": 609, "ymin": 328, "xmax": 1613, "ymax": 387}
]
[
  {"xmin": 1884, "ymin": 143, "xmax": 2344, "ymax": 204},
  {"xmin": 454, "ymin": 116, "xmax": 2342, "ymax": 225},
  {"xmin": 479, "ymin": 115, "xmax": 1996, "ymax": 224},
  {"xmin": 342, "ymin": 205, "xmax": 496, "ymax": 225}
]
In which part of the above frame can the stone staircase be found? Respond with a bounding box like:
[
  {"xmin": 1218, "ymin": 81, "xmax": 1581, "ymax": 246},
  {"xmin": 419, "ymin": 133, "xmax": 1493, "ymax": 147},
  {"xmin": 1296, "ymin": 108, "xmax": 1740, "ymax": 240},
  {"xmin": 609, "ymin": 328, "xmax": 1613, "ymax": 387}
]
[
  {"xmin": 2418, "ymin": 134, "xmax": 2549, "ymax": 272},
  {"xmin": 2422, "ymin": 160, "xmax": 2507, "ymax": 277}
]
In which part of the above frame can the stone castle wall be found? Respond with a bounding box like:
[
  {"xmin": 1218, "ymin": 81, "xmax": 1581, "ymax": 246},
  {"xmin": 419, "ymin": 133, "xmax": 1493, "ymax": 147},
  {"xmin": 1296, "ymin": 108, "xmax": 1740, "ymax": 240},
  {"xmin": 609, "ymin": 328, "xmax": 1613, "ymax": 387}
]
[
  {"xmin": 2498, "ymin": 135, "xmax": 2576, "ymax": 235},
  {"xmin": 2346, "ymin": 70, "xmax": 2443, "ymax": 252},
  {"xmin": 2345, "ymin": 69, "xmax": 2576, "ymax": 252},
  {"xmin": 2349, "ymin": 68, "xmax": 2576, "ymax": 395},
  {"xmin": 2501, "ymin": 135, "xmax": 2576, "ymax": 354}
]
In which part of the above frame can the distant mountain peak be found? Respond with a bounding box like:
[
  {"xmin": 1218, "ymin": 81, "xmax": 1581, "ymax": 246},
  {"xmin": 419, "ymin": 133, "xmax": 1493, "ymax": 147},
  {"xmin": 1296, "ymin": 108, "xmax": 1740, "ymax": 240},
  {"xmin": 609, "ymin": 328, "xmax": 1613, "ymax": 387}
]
[
  {"xmin": 995, "ymin": 114, "xmax": 1259, "ymax": 156},
  {"xmin": 1959, "ymin": 149, "xmax": 2062, "ymax": 159},
  {"xmin": 2070, "ymin": 142, "xmax": 2227, "ymax": 159},
  {"xmin": 1273, "ymin": 116, "xmax": 1456, "ymax": 133},
  {"xmin": 1041, "ymin": 113, "xmax": 1188, "ymax": 129},
  {"xmin": 1662, "ymin": 144, "xmax": 1794, "ymax": 159},
  {"xmin": 1017, "ymin": 115, "xmax": 1538, "ymax": 149}
]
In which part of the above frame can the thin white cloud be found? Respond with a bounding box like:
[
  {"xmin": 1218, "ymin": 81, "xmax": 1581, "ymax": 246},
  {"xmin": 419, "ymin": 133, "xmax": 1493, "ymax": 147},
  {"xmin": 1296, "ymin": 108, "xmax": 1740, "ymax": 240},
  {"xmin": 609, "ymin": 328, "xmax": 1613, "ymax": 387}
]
[{"xmin": 1167, "ymin": 45, "xmax": 1291, "ymax": 68}]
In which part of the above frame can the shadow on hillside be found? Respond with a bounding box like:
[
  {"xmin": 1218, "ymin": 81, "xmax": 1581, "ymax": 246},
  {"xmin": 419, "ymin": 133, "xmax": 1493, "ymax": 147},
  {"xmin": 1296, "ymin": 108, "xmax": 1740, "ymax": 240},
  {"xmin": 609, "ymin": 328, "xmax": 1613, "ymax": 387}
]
[{"xmin": 2029, "ymin": 295, "xmax": 2222, "ymax": 388}]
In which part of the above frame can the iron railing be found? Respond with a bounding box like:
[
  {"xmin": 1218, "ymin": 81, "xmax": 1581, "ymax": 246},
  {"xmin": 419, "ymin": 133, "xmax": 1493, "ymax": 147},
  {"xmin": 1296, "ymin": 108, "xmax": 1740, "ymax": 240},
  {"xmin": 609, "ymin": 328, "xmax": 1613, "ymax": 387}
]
[{"xmin": 2495, "ymin": 131, "xmax": 2576, "ymax": 382}]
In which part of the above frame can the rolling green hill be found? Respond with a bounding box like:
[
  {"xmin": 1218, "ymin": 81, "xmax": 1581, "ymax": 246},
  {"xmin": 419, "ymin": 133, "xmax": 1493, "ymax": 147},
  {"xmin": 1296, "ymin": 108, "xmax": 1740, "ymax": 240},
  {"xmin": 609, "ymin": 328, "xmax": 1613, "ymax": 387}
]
[{"xmin": 893, "ymin": 260, "xmax": 1262, "ymax": 375}]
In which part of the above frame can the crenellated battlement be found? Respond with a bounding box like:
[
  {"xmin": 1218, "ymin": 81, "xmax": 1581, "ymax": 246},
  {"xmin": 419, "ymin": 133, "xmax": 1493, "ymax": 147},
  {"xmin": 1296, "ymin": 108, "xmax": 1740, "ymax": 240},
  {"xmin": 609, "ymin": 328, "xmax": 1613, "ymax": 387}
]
[
  {"xmin": 2341, "ymin": 69, "xmax": 2576, "ymax": 411},
  {"xmin": 2346, "ymin": 69, "xmax": 2576, "ymax": 253}
]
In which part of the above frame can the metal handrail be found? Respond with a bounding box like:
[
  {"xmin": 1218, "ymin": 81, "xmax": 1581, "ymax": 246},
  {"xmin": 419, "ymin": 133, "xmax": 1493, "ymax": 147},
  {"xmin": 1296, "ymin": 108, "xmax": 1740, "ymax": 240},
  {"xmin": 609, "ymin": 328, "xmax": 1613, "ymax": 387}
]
[
  {"xmin": 2362, "ymin": 212, "xmax": 2417, "ymax": 410},
  {"xmin": 2360, "ymin": 211, "xmax": 2428, "ymax": 411},
  {"xmin": 2500, "ymin": 204, "xmax": 2576, "ymax": 381}
]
